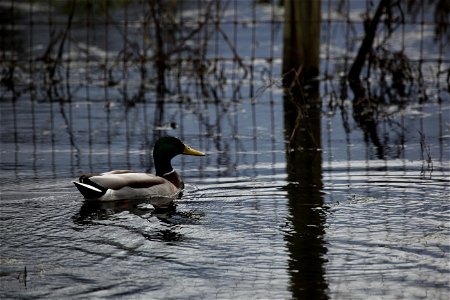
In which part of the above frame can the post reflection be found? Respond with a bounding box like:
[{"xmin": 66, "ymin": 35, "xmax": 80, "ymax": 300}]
[
  {"xmin": 283, "ymin": 92, "xmax": 328, "ymax": 299},
  {"xmin": 282, "ymin": 0, "xmax": 328, "ymax": 298}
]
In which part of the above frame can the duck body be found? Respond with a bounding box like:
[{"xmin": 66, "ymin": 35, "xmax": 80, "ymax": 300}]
[
  {"xmin": 73, "ymin": 137, "xmax": 204, "ymax": 207},
  {"xmin": 74, "ymin": 171, "xmax": 181, "ymax": 202}
]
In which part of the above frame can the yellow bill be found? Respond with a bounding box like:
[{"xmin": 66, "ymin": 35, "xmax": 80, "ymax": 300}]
[{"xmin": 183, "ymin": 144, "xmax": 205, "ymax": 156}]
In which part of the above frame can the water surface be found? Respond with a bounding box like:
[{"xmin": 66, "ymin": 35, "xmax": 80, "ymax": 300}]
[
  {"xmin": 1, "ymin": 98, "xmax": 449, "ymax": 299},
  {"xmin": 1, "ymin": 1, "xmax": 449, "ymax": 299}
]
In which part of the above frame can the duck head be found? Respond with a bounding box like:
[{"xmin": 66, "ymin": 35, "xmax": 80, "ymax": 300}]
[{"xmin": 153, "ymin": 136, "xmax": 205, "ymax": 176}]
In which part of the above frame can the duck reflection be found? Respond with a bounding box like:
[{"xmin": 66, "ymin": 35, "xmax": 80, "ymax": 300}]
[
  {"xmin": 72, "ymin": 198, "xmax": 203, "ymax": 227},
  {"xmin": 72, "ymin": 199, "xmax": 205, "ymax": 244}
]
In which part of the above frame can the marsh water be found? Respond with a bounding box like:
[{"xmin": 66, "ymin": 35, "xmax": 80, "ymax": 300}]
[
  {"xmin": 1, "ymin": 1, "xmax": 450, "ymax": 299},
  {"xmin": 1, "ymin": 97, "xmax": 449, "ymax": 299}
]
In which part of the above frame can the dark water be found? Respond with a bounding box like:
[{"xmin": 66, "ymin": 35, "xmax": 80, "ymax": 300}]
[
  {"xmin": 1, "ymin": 1, "xmax": 450, "ymax": 299},
  {"xmin": 1, "ymin": 97, "xmax": 449, "ymax": 299}
]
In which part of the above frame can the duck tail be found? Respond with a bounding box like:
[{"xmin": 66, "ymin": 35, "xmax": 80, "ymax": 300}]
[{"xmin": 72, "ymin": 181, "xmax": 106, "ymax": 199}]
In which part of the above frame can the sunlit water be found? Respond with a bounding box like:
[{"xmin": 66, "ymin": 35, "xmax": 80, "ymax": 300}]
[{"xmin": 1, "ymin": 98, "xmax": 449, "ymax": 299}]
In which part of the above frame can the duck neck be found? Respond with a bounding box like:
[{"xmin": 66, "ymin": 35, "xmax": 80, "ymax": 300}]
[
  {"xmin": 154, "ymin": 158, "xmax": 183, "ymax": 189},
  {"xmin": 154, "ymin": 156, "xmax": 173, "ymax": 177},
  {"xmin": 162, "ymin": 170, "xmax": 184, "ymax": 189}
]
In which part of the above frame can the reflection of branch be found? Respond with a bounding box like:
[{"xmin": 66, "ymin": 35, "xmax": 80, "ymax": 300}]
[
  {"xmin": 59, "ymin": 102, "xmax": 81, "ymax": 156},
  {"xmin": 348, "ymin": 0, "xmax": 390, "ymax": 85},
  {"xmin": 168, "ymin": 1, "xmax": 215, "ymax": 57},
  {"xmin": 346, "ymin": 0, "xmax": 391, "ymax": 159},
  {"xmin": 149, "ymin": 1, "xmax": 166, "ymax": 95},
  {"xmin": 418, "ymin": 130, "xmax": 434, "ymax": 179},
  {"xmin": 251, "ymin": 70, "xmax": 284, "ymax": 103},
  {"xmin": 216, "ymin": 26, "xmax": 248, "ymax": 77},
  {"xmin": 48, "ymin": 2, "xmax": 76, "ymax": 83}
]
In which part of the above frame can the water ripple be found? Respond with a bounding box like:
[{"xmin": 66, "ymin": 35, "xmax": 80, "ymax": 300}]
[{"xmin": 1, "ymin": 156, "xmax": 449, "ymax": 298}]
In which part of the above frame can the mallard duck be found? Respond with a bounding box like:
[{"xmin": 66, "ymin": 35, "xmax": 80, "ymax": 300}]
[{"xmin": 73, "ymin": 136, "xmax": 205, "ymax": 206}]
